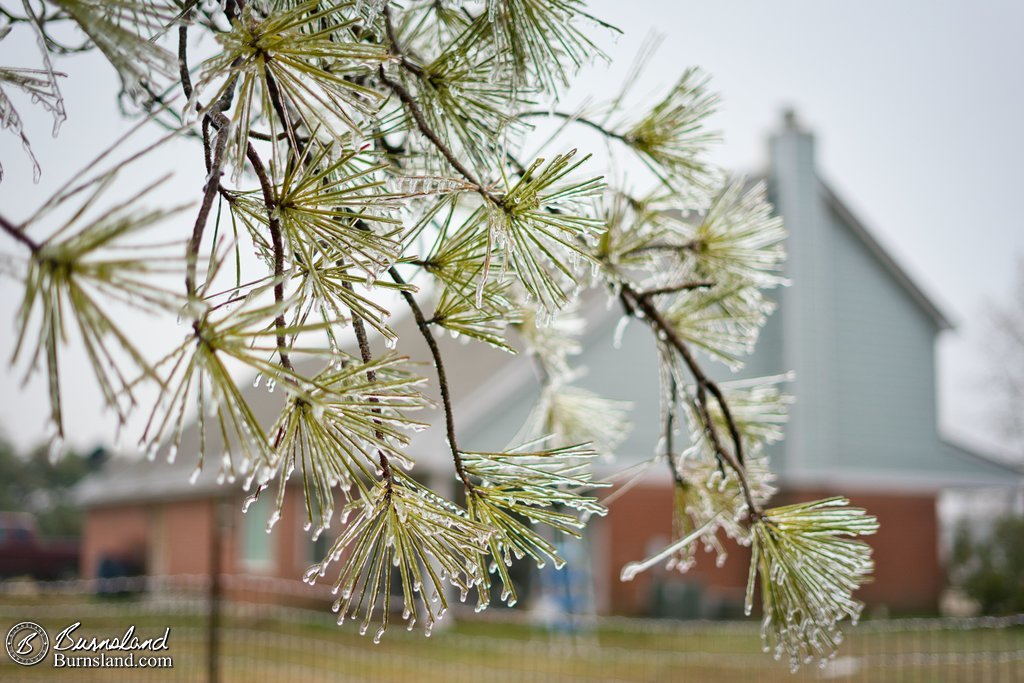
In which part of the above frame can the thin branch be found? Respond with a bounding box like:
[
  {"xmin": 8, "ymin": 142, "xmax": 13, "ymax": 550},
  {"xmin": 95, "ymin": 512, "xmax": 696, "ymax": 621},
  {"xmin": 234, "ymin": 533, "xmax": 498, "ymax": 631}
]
[
  {"xmin": 519, "ymin": 109, "xmax": 628, "ymax": 144},
  {"xmin": 665, "ymin": 373, "xmax": 685, "ymax": 488},
  {"xmin": 378, "ymin": 64, "xmax": 499, "ymax": 204},
  {"xmin": 389, "ymin": 266, "xmax": 474, "ymax": 492},
  {"xmin": 179, "ymin": 12, "xmax": 236, "ymax": 302},
  {"xmin": 620, "ymin": 279, "xmax": 759, "ymax": 517},
  {"xmin": 0, "ymin": 214, "xmax": 40, "ymax": 253},
  {"xmin": 346, "ymin": 295, "xmax": 393, "ymax": 484},
  {"xmin": 640, "ymin": 281, "xmax": 714, "ymax": 297},
  {"xmin": 248, "ymin": 129, "xmax": 300, "ymax": 142},
  {"xmin": 262, "ymin": 65, "xmax": 302, "ymax": 156},
  {"xmin": 186, "ymin": 124, "xmax": 229, "ymax": 299},
  {"xmin": 177, "ymin": 20, "xmax": 193, "ymax": 101},
  {"xmin": 379, "ymin": 7, "xmax": 501, "ymax": 205},
  {"xmin": 382, "ymin": 9, "xmax": 425, "ymax": 77},
  {"xmin": 243, "ymin": 143, "xmax": 295, "ymax": 374},
  {"xmin": 624, "ymin": 240, "xmax": 701, "ymax": 257}
]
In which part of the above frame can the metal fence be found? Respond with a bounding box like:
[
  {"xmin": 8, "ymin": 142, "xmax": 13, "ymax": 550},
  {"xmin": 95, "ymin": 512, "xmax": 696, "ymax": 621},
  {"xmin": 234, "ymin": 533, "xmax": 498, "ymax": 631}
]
[{"xmin": 1, "ymin": 576, "xmax": 1021, "ymax": 682}]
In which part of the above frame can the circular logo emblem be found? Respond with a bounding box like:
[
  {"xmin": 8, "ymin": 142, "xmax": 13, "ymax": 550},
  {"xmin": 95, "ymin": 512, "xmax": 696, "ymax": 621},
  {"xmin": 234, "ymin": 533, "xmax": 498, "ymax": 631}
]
[{"xmin": 6, "ymin": 621, "xmax": 49, "ymax": 666}]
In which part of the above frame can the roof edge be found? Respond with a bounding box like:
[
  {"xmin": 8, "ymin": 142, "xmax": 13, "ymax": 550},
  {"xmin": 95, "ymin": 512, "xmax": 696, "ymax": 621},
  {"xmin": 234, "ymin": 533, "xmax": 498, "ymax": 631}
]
[
  {"xmin": 940, "ymin": 435, "xmax": 1024, "ymax": 477},
  {"xmin": 817, "ymin": 179, "xmax": 954, "ymax": 331}
]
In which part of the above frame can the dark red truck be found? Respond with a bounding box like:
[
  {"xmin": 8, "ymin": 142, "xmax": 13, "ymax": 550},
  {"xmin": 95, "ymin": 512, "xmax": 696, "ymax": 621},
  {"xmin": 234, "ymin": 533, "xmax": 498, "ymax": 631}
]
[{"xmin": 0, "ymin": 512, "xmax": 79, "ymax": 580}]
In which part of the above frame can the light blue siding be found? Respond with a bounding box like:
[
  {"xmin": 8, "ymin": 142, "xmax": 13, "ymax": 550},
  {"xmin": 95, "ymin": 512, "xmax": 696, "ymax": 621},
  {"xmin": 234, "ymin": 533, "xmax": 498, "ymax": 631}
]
[{"xmin": 828, "ymin": 201, "xmax": 941, "ymax": 473}]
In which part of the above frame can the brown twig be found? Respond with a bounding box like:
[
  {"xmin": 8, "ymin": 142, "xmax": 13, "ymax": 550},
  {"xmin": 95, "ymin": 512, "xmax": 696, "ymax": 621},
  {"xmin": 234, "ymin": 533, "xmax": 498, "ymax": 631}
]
[
  {"xmin": 624, "ymin": 240, "xmax": 701, "ymax": 257},
  {"xmin": 664, "ymin": 373, "xmax": 685, "ymax": 489},
  {"xmin": 177, "ymin": 17, "xmax": 194, "ymax": 100},
  {"xmin": 518, "ymin": 109, "xmax": 629, "ymax": 144},
  {"xmin": 639, "ymin": 281, "xmax": 714, "ymax": 297},
  {"xmin": 243, "ymin": 143, "xmax": 295, "ymax": 374},
  {"xmin": 620, "ymin": 279, "xmax": 759, "ymax": 517},
  {"xmin": 389, "ymin": 266, "xmax": 474, "ymax": 492},
  {"xmin": 0, "ymin": 214, "xmax": 40, "ymax": 253},
  {"xmin": 178, "ymin": 17, "xmax": 237, "ymax": 302},
  {"xmin": 346, "ymin": 298, "xmax": 393, "ymax": 483},
  {"xmin": 186, "ymin": 125, "xmax": 230, "ymax": 300},
  {"xmin": 379, "ymin": 6, "xmax": 501, "ymax": 206}
]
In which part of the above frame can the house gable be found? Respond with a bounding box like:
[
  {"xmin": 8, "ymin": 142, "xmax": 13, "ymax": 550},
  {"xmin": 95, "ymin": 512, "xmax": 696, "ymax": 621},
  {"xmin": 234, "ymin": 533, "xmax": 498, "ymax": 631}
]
[
  {"xmin": 824, "ymin": 186, "xmax": 948, "ymax": 476},
  {"xmin": 768, "ymin": 116, "xmax": 1015, "ymax": 488}
]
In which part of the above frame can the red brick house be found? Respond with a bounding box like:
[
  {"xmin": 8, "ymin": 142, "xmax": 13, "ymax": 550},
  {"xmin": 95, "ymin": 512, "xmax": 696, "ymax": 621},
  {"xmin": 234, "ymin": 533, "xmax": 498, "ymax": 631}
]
[{"xmin": 75, "ymin": 115, "xmax": 1021, "ymax": 616}]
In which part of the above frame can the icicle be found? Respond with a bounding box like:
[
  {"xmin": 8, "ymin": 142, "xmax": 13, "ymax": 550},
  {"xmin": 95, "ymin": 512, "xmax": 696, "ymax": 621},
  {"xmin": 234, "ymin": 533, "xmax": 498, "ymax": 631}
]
[
  {"xmin": 613, "ymin": 316, "xmax": 631, "ymax": 349},
  {"xmin": 47, "ymin": 433, "xmax": 64, "ymax": 464},
  {"xmin": 265, "ymin": 509, "xmax": 281, "ymax": 533},
  {"xmin": 303, "ymin": 564, "xmax": 321, "ymax": 584},
  {"xmin": 621, "ymin": 516, "xmax": 720, "ymax": 581},
  {"xmin": 242, "ymin": 490, "xmax": 261, "ymax": 513}
]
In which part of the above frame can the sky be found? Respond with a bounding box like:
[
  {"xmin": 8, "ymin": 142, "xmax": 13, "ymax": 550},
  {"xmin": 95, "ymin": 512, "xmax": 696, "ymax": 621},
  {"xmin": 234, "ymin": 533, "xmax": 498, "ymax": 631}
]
[{"xmin": 0, "ymin": 0, "xmax": 1022, "ymax": 458}]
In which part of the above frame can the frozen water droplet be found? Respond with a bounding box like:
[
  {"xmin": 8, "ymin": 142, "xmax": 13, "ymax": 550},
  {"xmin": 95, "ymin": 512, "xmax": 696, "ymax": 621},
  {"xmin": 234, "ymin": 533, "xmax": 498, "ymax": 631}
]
[
  {"xmin": 266, "ymin": 509, "xmax": 281, "ymax": 533},
  {"xmin": 242, "ymin": 490, "xmax": 260, "ymax": 513}
]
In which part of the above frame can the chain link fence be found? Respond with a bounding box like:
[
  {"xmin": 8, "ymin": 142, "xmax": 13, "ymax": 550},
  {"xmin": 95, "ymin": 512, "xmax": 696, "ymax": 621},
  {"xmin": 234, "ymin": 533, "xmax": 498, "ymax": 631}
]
[{"xmin": 1, "ymin": 576, "xmax": 1021, "ymax": 682}]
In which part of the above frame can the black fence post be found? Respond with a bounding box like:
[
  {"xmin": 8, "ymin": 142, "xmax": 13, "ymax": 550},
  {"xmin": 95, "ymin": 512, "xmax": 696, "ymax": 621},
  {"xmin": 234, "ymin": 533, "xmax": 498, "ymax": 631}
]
[{"xmin": 208, "ymin": 498, "xmax": 227, "ymax": 683}]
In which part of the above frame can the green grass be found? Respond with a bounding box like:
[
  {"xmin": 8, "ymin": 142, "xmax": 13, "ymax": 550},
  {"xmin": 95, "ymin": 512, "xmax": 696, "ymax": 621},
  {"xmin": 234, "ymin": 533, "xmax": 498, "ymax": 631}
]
[{"xmin": 1, "ymin": 592, "xmax": 1021, "ymax": 682}]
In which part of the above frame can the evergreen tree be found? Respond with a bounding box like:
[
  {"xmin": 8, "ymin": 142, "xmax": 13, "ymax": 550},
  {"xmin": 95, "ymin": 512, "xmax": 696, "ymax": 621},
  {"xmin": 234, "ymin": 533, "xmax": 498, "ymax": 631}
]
[{"xmin": 0, "ymin": 0, "xmax": 877, "ymax": 668}]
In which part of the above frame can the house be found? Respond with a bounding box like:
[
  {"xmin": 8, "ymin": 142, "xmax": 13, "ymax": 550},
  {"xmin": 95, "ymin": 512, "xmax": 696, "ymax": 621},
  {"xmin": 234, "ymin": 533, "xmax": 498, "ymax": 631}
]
[{"xmin": 74, "ymin": 112, "xmax": 1021, "ymax": 617}]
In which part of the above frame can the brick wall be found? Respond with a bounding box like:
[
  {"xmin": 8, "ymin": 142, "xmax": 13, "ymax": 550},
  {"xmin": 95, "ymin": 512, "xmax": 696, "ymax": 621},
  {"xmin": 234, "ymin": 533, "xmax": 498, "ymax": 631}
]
[
  {"xmin": 80, "ymin": 504, "xmax": 151, "ymax": 579},
  {"xmin": 600, "ymin": 483, "xmax": 942, "ymax": 616}
]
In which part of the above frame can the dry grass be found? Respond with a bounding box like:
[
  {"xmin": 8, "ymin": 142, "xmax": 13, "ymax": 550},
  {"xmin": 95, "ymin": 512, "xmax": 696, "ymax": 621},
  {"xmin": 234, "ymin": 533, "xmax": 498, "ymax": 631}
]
[{"xmin": 1, "ymin": 590, "xmax": 1021, "ymax": 682}]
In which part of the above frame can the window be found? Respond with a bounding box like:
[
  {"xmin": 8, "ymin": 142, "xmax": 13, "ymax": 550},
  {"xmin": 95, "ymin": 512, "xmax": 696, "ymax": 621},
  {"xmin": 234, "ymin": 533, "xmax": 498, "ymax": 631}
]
[
  {"xmin": 240, "ymin": 495, "xmax": 275, "ymax": 574},
  {"xmin": 309, "ymin": 533, "xmax": 329, "ymax": 564}
]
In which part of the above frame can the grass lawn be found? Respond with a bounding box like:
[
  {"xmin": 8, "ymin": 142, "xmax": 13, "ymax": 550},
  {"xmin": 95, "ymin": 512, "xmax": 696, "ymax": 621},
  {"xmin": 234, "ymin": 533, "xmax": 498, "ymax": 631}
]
[{"xmin": 1, "ymin": 591, "xmax": 1021, "ymax": 682}]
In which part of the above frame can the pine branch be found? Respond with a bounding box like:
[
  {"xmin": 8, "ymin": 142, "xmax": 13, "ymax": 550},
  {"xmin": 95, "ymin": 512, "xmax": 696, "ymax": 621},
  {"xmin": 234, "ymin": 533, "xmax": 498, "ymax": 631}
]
[
  {"xmin": 664, "ymin": 374, "xmax": 685, "ymax": 488},
  {"xmin": 377, "ymin": 64, "xmax": 498, "ymax": 204},
  {"xmin": 244, "ymin": 142, "xmax": 295, "ymax": 374},
  {"xmin": 379, "ymin": 6, "xmax": 500, "ymax": 205},
  {"xmin": 346, "ymin": 293, "xmax": 394, "ymax": 484},
  {"xmin": 186, "ymin": 121, "xmax": 229, "ymax": 300},
  {"xmin": 389, "ymin": 266, "xmax": 474, "ymax": 492},
  {"xmin": 623, "ymin": 240, "xmax": 701, "ymax": 257},
  {"xmin": 640, "ymin": 280, "xmax": 715, "ymax": 297},
  {"xmin": 619, "ymin": 280, "xmax": 759, "ymax": 516},
  {"xmin": 498, "ymin": 140, "xmax": 755, "ymax": 513},
  {"xmin": 0, "ymin": 213, "xmax": 40, "ymax": 252},
  {"xmin": 519, "ymin": 109, "xmax": 628, "ymax": 143}
]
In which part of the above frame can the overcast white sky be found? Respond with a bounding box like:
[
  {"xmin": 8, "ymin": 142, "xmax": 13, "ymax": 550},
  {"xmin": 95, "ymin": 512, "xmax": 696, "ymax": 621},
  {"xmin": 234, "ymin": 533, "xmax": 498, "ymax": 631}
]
[{"xmin": 0, "ymin": 0, "xmax": 1021, "ymax": 458}]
